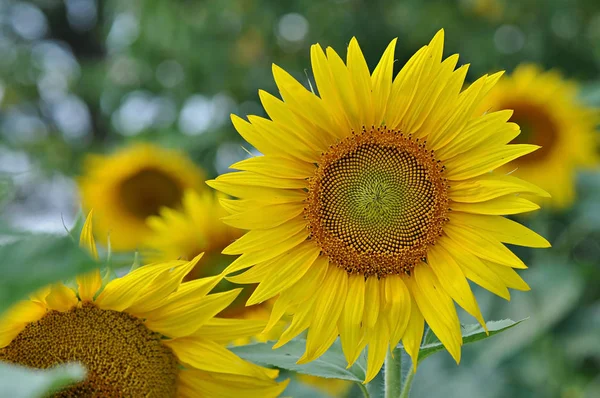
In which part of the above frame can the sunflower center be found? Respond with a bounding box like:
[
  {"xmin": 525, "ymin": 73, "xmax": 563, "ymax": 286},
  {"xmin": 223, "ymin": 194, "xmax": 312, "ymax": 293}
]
[
  {"xmin": 305, "ymin": 127, "xmax": 449, "ymax": 278},
  {"xmin": 119, "ymin": 168, "xmax": 184, "ymax": 219},
  {"xmin": 508, "ymin": 101, "xmax": 558, "ymax": 163},
  {"xmin": 0, "ymin": 303, "xmax": 178, "ymax": 397}
]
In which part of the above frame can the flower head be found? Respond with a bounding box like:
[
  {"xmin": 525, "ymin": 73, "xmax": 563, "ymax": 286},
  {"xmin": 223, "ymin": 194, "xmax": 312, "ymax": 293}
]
[
  {"xmin": 78, "ymin": 143, "xmax": 205, "ymax": 251},
  {"xmin": 481, "ymin": 64, "xmax": 599, "ymax": 208},
  {"xmin": 208, "ymin": 30, "xmax": 551, "ymax": 382},
  {"xmin": 0, "ymin": 214, "xmax": 287, "ymax": 397}
]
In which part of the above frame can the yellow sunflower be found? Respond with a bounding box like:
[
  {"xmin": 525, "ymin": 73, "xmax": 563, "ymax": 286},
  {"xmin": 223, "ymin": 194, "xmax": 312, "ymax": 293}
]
[
  {"xmin": 144, "ymin": 190, "xmax": 240, "ymax": 271},
  {"xmin": 482, "ymin": 64, "xmax": 599, "ymax": 208},
  {"xmin": 78, "ymin": 143, "xmax": 205, "ymax": 251},
  {"xmin": 143, "ymin": 189, "xmax": 270, "ymax": 321},
  {"xmin": 207, "ymin": 30, "xmax": 551, "ymax": 382},
  {"xmin": 0, "ymin": 214, "xmax": 288, "ymax": 397}
]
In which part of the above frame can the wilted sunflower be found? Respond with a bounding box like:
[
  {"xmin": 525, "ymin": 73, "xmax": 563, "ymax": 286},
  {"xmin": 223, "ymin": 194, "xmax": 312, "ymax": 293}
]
[
  {"xmin": 78, "ymin": 143, "xmax": 205, "ymax": 251},
  {"xmin": 482, "ymin": 64, "xmax": 599, "ymax": 208},
  {"xmin": 208, "ymin": 30, "xmax": 550, "ymax": 382},
  {"xmin": 0, "ymin": 214, "xmax": 288, "ymax": 397}
]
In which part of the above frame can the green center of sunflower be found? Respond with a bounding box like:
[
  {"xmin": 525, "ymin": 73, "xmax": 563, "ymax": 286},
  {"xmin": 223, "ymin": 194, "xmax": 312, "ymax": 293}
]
[
  {"xmin": 507, "ymin": 101, "xmax": 558, "ymax": 163},
  {"xmin": 119, "ymin": 168, "xmax": 184, "ymax": 219},
  {"xmin": 0, "ymin": 303, "xmax": 178, "ymax": 397},
  {"xmin": 305, "ymin": 128, "xmax": 449, "ymax": 278}
]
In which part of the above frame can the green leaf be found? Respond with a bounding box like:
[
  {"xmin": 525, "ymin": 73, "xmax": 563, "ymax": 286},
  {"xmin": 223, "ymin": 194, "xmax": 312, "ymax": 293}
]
[
  {"xmin": 230, "ymin": 338, "xmax": 366, "ymax": 382},
  {"xmin": 417, "ymin": 318, "xmax": 527, "ymax": 362},
  {"xmin": 0, "ymin": 361, "xmax": 86, "ymax": 398},
  {"xmin": 0, "ymin": 234, "xmax": 96, "ymax": 315}
]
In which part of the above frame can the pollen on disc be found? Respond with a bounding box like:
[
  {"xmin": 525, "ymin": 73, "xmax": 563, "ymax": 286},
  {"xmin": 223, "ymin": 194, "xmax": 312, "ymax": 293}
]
[{"xmin": 305, "ymin": 128, "xmax": 449, "ymax": 278}]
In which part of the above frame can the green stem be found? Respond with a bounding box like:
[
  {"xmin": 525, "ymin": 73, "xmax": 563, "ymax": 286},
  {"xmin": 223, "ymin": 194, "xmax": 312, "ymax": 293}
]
[
  {"xmin": 384, "ymin": 347, "xmax": 402, "ymax": 398},
  {"xmin": 357, "ymin": 382, "xmax": 370, "ymax": 398},
  {"xmin": 399, "ymin": 368, "xmax": 416, "ymax": 398}
]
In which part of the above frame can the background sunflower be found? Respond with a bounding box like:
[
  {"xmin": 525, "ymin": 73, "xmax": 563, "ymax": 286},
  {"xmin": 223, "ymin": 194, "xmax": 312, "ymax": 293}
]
[
  {"xmin": 78, "ymin": 143, "xmax": 205, "ymax": 251},
  {"xmin": 1, "ymin": 0, "xmax": 599, "ymax": 397},
  {"xmin": 481, "ymin": 64, "xmax": 599, "ymax": 208}
]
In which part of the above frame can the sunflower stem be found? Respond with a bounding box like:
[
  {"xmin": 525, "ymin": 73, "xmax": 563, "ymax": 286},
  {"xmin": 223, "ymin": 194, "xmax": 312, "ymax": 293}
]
[
  {"xmin": 384, "ymin": 347, "xmax": 402, "ymax": 398},
  {"xmin": 357, "ymin": 382, "xmax": 370, "ymax": 398},
  {"xmin": 399, "ymin": 368, "xmax": 415, "ymax": 398}
]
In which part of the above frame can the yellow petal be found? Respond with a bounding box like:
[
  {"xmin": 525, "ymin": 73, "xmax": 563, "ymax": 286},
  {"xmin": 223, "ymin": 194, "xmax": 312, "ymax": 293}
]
[
  {"xmin": 347, "ymin": 37, "xmax": 374, "ymax": 127},
  {"xmin": 224, "ymin": 231, "xmax": 309, "ymax": 276},
  {"xmin": 428, "ymin": 243, "xmax": 486, "ymax": 330},
  {"xmin": 206, "ymin": 178, "xmax": 306, "ymax": 204},
  {"xmin": 214, "ymin": 171, "xmax": 308, "ymax": 190},
  {"xmin": 339, "ymin": 273, "xmax": 366, "ymax": 365},
  {"xmin": 483, "ymin": 260, "xmax": 531, "ymax": 291},
  {"xmin": 166, "ymin": 337, "xmax": 278, "ymax": 380},
  {"xmin": 230, "ymin": 156, "xmax": 316, "ymax": 180},
  {"xmin": 445, "ymin": 144, "xmax": 540, "ymax": 181},
  {"xmin": 145, "ymin": 289, "xmax": 241, "ymax": 338},
  {"xmin": 401, "ymin": 295, "xmax": 424, "ymax": 370},
  {"xmin": 126, "ymin": 255, "xmax": 200, "ymax": 315},
  {"xmin": 94, "ymin": 262, "xmax": 181, "ymax": 311},
  {"xmin": 0, "ymin": 300, "xmax": 47, "ymax": 348},
  {"xmin": 271, "ymin": 63, "xmax": 343, "ymax": 138},
  {"xmin": 301, "ymin": 267, "xmax": 348, "ymax": 362},
  {"xmin": 371, "ymin": 38, "xmax": 397, "ymax": 126},
  {"xmin": 450, "ymin": 196, "xmax": 540, "ymax": 215},
  {"xmin": 311, "ymin": 44, "xmax": 352, "ymax": 131},
  {"xmin": 408, "ymin": 265, "xmax": 462, "ymax": 364},
  {"xmin": 192, "ymin": 318, "xmax": 268, "ymax": 344},
  {"xmin": 76, "ymin": 270, "xmax": 102, "ymax": 302},
  {"xmin": 259, "ymin": 90, "xmax": 333, "ymax": 151},
  {"xmin": 449, "ymin": 212, "xmax": 551, "ymax": 248},
  {"xmin": 444, "ymin": 222, "xmax": 527, "ymax": 268},
  {"xmin": 79, "ymin": 209, "xmax": 98, "ymax": 260},
  {"xmin": 363, "ymin": 276, "xmax": 381, "ymax": 329},
  {"xmin": 45, "ymin": 284, "xmax": 78, "ymax": 312},
  {"xmin": 222, "ymin": 217, "xmax": 307, "ymax": 255},
  {"xmin": 178, "ymin": 370, "xmax": 288, "ymax": 398},
  {"xmin": 449, "ymin": 173, "xmax": 551, "ymax": 203},
  {"xmin": 384, "ymin": 275, "xmax": 411, "ymax": 349},
  {"xmin": 247, "ymin": 242, "xmax": 320, "ymax": 305},
  {"xmin": 441, "ymin": 239, "xmax": 510, "ymax": 300},
  {"xmin": 364, "ymin": 321, "xmax": 390, "ymax": 383},
  {"xmin": 221, "ymin": 202, "xmax": 304, "ymax": 230}
]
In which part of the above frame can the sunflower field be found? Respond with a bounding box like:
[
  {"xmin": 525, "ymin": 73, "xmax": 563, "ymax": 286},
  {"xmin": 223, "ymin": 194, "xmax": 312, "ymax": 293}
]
[{"xmin": 0, "ymin": 0, "xmax": 599, "ymax": 397}]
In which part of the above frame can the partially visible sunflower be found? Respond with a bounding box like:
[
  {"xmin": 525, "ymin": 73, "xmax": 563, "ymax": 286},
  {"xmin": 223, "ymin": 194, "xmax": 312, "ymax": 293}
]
[
  {"xmin": 143, "ymin": 189, "xmax": 267, "ymax": 320},
  {"xmin": 78, "ymin": 143, "xmax": 205, "ymax": 251},
  {"xmin": 144, "ymin": 190, "xmax": 240, "ymax": 273},
  {"xmin": 0, "ymin": 213, "xmax": 288, "ymax": 397},
  {"xmin": 482, "ymin": 64, "xmax": 599, "ymax": 208},
  {"xmin": 208, "ymin": 30, "xmax": 550, "ymax": 382}
]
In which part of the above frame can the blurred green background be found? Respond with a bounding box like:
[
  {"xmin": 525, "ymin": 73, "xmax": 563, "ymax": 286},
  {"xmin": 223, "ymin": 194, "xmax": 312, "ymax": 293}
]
[{"xmin": 0, "ymin": 0, "xmax": 599, "ymax": 397}]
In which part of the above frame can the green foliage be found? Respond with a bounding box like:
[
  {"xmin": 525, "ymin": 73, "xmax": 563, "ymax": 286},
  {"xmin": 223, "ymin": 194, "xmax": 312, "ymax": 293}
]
[
  {"xmin": 0, "ymin": 234, "xmax": 96, "ymax": 315},
  {"xmin": 0, "ymin": 362, "xmax": 86, "ymax": 398},
  {"xmin": 231, "ymin": 338, "xmax": 367, "ymax": 383},
  {"xmin": 231, "ymin": 319, "xmax": 525, "ymax": 396},
  {"xmin": 418, "ymin": 319, "xmax": 527, "ymax": 362}
]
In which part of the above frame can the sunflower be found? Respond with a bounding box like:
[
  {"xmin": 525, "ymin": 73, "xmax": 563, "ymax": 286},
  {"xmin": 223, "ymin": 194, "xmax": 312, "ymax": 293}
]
[
  {"xmin": 0, "ymin": 214, "xmax": 288, "ymax": 397},
  {"xmin": 481, "ymin": 64, "xmax": 599, "ymax": 208},
  {"xmin": 143, "ymin": 189, "xmax": 268, "ymax": 321},
  {"xmin": 78, "ymin": 143, "xmax": 205, "ymax": 251},
  {"xmin": 144, "ymin": 190, "xmax": 240, "ymax": 273},
  {"xmin": 207, "ymin": 30, "xmax": 551, "ymax": 382}
]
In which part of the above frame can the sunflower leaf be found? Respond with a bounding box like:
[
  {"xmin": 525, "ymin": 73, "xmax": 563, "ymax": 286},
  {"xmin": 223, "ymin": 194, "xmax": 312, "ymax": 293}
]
[
  {"xmin": 0, "ymin": 361, "xmax": 86, "ymax": 398},
  {"xmin": 0, "ymin": 234, "xmax": 96, "ymax": 315},
  {"xmin": 230, "ymin": 338, "xmax": 366, "ymax": 382},
  {"xmin": 416, "ymin": 318, "xmax": 527, "ymax": 362}
]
